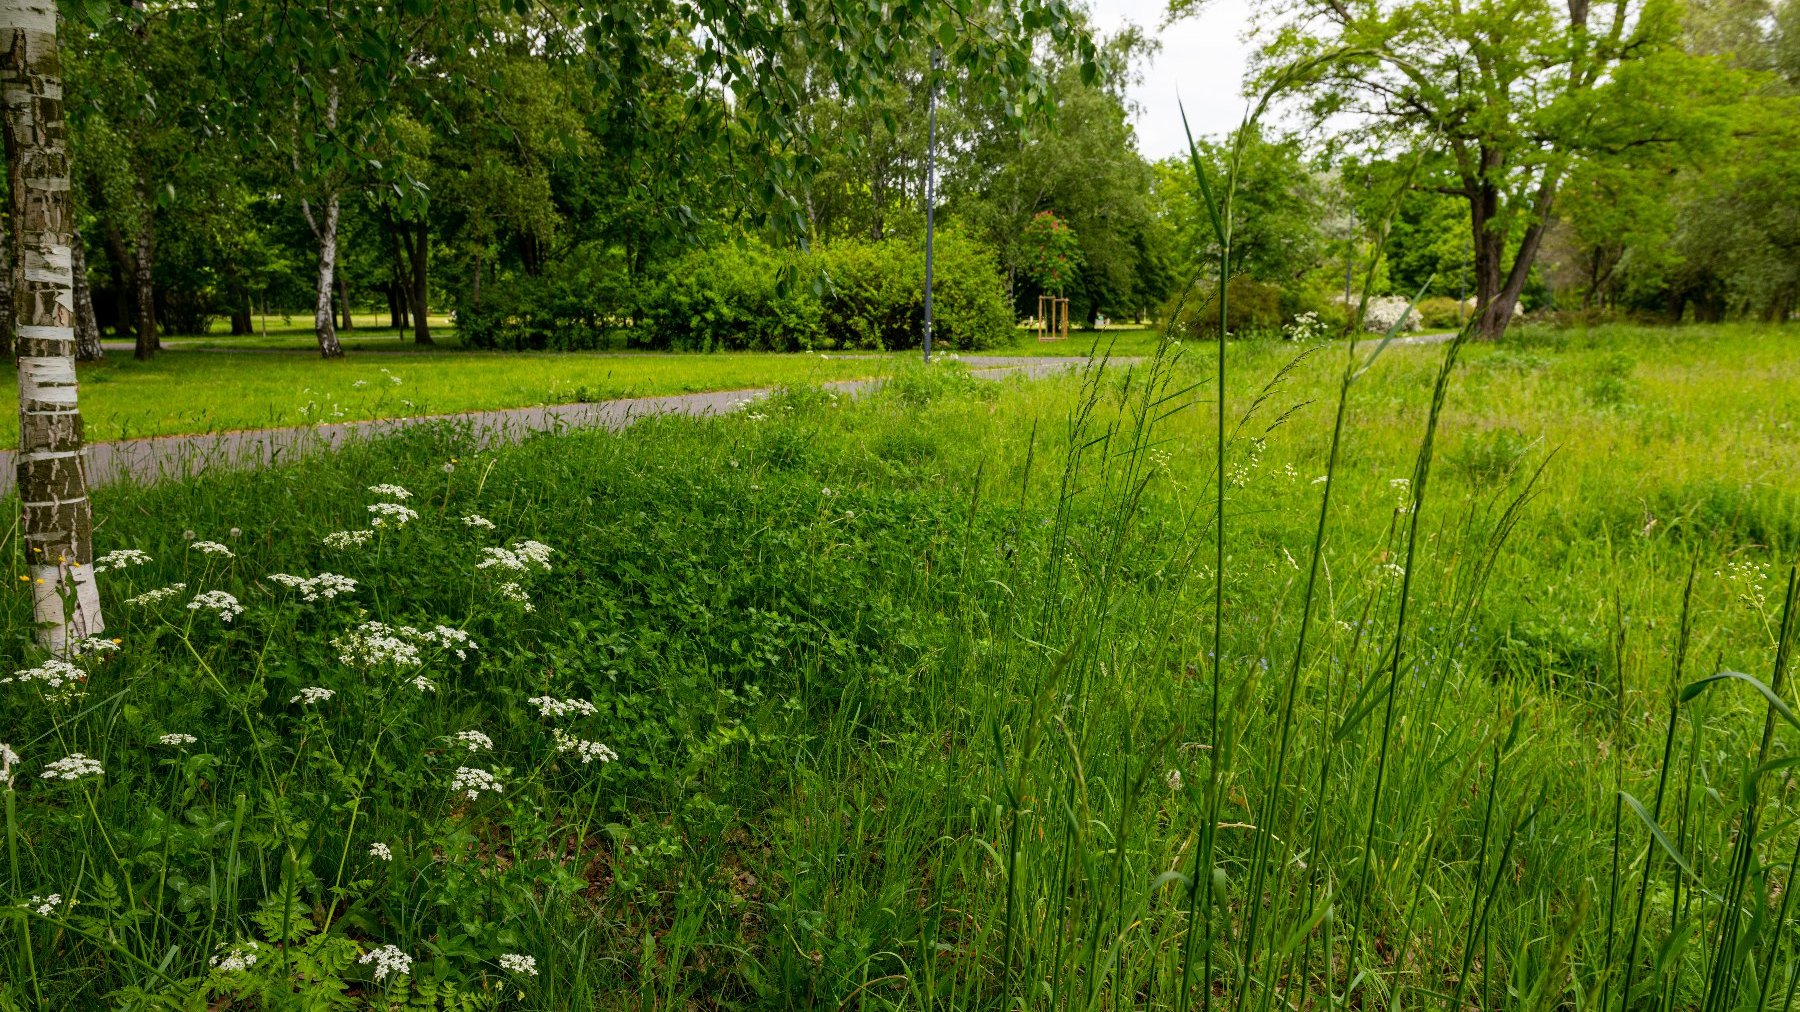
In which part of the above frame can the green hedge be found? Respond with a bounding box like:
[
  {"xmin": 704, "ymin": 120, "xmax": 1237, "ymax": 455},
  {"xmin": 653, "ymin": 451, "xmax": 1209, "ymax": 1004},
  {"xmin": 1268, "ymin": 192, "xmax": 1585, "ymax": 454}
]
[
  {"xmin": 455, "ymin": 242, "xmax": 633, "ymax": 351},
  {"xmin": 636, "ymin": 232, "xmax": 1011, "ymax": 352}
]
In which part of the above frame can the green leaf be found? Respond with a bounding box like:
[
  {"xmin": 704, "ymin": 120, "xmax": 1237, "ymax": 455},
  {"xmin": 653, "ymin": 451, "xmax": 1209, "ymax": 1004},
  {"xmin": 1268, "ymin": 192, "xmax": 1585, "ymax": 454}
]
[{"xmin": 1680, "ymin": 670, "xmax": 1800, "ymax": 731}]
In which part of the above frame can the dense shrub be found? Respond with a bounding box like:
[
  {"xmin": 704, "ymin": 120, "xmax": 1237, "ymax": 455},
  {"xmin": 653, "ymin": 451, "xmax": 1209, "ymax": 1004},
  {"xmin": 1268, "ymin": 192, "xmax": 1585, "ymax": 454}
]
[
  {"xmin": 636, "ymin": 232, "xmax": 1010, "ymax": 352},
  {"xmin": 1415, "ymin": 296, "xmax": 1470, "ymax": 329},
  {"xmin": 1161, "ymin": 276, "xmax": 1286, "ymax": 339},
  {"xmin": 456, "ymin": 242, "xmax": 635, "ymax": 350}
]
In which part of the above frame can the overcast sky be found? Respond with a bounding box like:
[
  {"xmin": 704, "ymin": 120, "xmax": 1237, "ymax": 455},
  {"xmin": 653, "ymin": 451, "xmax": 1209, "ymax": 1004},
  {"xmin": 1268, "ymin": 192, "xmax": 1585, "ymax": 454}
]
[{"xmin": 1088, "ymin": 0, "xmax": 1258, "ymax": 160}]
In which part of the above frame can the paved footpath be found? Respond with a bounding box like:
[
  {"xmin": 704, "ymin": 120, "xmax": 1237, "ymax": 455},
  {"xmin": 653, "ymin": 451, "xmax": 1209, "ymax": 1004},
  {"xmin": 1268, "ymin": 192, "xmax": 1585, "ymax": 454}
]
[{"xmin": 7, "ymin": 357, "xmax": 1114, "ymax": 488}]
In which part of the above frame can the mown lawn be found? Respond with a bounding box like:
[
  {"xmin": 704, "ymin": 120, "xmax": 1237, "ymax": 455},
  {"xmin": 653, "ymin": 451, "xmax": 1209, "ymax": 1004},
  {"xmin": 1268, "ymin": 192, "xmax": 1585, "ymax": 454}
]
[
  {"xmin": 1, "ymin": 322, "xmax": 1795, "ymax": 1010},
  {"xmin": 3, "ymin": 349, "xmax": 895, "ymax": 447}
]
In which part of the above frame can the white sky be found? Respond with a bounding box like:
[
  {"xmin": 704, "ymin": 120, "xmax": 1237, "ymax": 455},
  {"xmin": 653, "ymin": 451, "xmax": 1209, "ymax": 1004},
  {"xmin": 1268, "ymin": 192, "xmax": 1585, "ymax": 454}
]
[{"xmin": 1088, "ymin": 0, "xmax": 1258, "ymax": 160}]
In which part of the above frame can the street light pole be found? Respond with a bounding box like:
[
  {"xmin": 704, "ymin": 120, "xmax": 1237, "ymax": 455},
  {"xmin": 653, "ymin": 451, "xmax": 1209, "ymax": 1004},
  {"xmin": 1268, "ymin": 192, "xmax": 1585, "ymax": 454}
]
[{"xmin": 923, "ymin": 46, "xmax": 942, "ymax": 364}]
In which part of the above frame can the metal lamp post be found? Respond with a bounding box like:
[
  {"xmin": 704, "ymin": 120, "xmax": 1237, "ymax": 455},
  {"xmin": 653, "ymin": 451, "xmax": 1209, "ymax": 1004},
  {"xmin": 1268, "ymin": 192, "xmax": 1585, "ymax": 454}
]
[{"xmin": 923, "ymin": 46, "xmax": 942, "ymax": 363}]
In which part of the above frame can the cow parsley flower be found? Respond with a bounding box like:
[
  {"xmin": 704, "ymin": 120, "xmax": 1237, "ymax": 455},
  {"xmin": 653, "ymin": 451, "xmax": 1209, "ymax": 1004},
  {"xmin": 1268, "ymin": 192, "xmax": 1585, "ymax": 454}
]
[
  {"xmin": 477, "ymin": 547, "xmax": 526, "ymax": 572},
  {"xmin": 359, "ymin": 944, "xmax": 413, "ymax": 982},
  {"xmin": 92, "ymin": 548, "xmax": 152, "ymax": 573},
  {"xmin": 513, "ymin": 540, "xmax": 553, "ymax": 570},
  {"xmin": 41, "ymin": 754, "xmax": 103, "ymax": 781},
  {"xmin": 450, "ymin": 766, "xmax": 503, "ymax": 799},
  {"xmin": 369, "ymin": 842, "xmax": 393, "ymax": 861},
  {"xmin": 368, "ymin": 502, "xmax": 418, "ymax": 527},
  {"xmin": 5, "ymin": 659, "xmax": 85, "ymax": 689},
  {"xmin": 453, "ymin": 730, "xmax": 494, "ymax": 753},
  {"xmin": 323, "ymin": 530, "xmax": 376, "ymax": 549},
  {"xmin": 335, "ymin": 621, "xmax": 423, "ymax": 668},
  {"xmin": 126, "ymin": 583, "xmax": 186, "ymax": 606},
  {"xmin": 499, "ymin": 953, "xmax": 538, "ymax": 976},
  {"xmin": 210, "ymin": 942, "xmax": 261, "ymax": 973},
  {"xmin": 1, "ymin": 742, "xmax": 18, "ymax": 790},
  {"xmin": 290, "ymin": 686, "xmax": 335, "ymax": 705},
  {"xmin": 187, "ymin": 590, "xmax": 244, "ymax": 622},
  {"xmin": 528, "ymin": 696, "xmax": 597, "ymax": 719},
  {"xmin": 419, "ymin": 625, "xmax": 479, "ymax": 659},
  {"xmin": 462, "ymin": 514, "xmax": 496, "ymax": 530},
  {"xmin": 21, "ymin": 893, "xmax": 62, "ymax": 916},
  {"xmin": 409, "ymin": 674, "xmax": 436, "ymax": 693},
  {"xmin": 553, "ymin": 728, "xmax": 619, "ymax": 764},
  {"xmin": 268, "ymin": 572, "xmax": 357, "ymax": 602},
  {"xmin": 368, "ymin": 484, "xmax": 412, "ymax": 501},
  {"xmin": 158, "ymin": 733, "xmax": 198, "ymax": 747},
  {"xmin": 190, "ymin": 541, "xmax": 235, "ymax": 558},
  {"xmin": 497, "ymin": 581, "xmax": 534, "ymax": 611},
  {"xmin": 68, "ymin": 636, "xmax": 121, "ymax": 657}
]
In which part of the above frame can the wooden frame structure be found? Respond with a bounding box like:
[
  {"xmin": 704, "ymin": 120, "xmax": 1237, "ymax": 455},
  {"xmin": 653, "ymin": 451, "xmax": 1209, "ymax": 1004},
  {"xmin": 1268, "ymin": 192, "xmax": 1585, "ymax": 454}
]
[{"xmin": 1036, "ymin": 295, "xmax": 1070, "ymax": 342}]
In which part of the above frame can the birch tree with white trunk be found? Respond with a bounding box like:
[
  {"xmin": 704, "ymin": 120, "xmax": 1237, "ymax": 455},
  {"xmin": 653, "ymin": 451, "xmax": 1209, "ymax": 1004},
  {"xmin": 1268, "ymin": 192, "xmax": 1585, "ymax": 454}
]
[{"xmin": 0, "ymin": 0, "xmax": 103, "ymax": 650}]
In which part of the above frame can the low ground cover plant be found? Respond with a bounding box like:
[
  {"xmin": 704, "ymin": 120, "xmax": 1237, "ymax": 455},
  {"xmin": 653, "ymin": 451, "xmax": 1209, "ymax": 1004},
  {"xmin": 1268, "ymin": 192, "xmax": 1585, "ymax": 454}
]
[{"xmin": 1, "ymin": 324, "xmax": 1795, "ymax": 1010}]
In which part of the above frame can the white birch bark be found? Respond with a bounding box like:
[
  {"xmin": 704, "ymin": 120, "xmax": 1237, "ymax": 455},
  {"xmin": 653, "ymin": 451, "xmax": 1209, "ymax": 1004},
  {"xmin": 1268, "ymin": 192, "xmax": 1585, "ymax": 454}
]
[
  {"xmin": 0, "ymin": 0, "xmax": 103, "ymax": 650},
  {"xmin": 297, "ymin": 83, "xmax": 342, "ymax": 358}
]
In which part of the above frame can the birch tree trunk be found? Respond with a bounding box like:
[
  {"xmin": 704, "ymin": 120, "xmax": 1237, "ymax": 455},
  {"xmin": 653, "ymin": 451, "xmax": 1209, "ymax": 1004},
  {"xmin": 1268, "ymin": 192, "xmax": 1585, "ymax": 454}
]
[
  {"xmin": 296, "ymin": 83, "xmax": 342, "ymax": 358},
  {"xmin": 0, "ymin": 0, "xmax": 103, "ymax": 650},
  {"xmin": 71, "ymin": 226, "xmax": 101, "ymax": 361},
  {"xmin": 0, "ymin": 209, "xmax": 13, "ymax": 356},
  {"xmin": 405, "ymin": 218, "xmax": 430, "ymax": 344},
  {"xmin": 301, "ymin": 190, "xmax": 342, "ymax": 357}
]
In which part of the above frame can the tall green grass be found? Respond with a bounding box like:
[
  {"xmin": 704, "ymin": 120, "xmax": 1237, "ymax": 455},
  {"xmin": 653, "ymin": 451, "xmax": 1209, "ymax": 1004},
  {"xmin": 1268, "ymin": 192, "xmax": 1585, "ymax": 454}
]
[{"xmin": 0, "ymin": 319, "xmax": 1794, "ymax": 1010}]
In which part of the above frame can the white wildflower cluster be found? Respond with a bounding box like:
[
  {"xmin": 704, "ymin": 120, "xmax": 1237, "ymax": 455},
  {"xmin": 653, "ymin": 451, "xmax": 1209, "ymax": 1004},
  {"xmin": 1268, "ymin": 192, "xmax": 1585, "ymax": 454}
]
[
  {"xmin": 499, "ymin": 953, "xmax": 538, "ymax": 976},
  {"xmin": 1389, "ymin": 477, "xmax": 1413, "ymax": 514},
  {"xmin": 369, "ymin": 842, "xmax": 393, "ymax": 861},
  {"xmin": 4, "ymin": 658, "xmax": 85, "ymax": 689},
  {"xmin": 1284, "ymin": 310, "xmax": 1329, "ymax": 342},
  {"xmin": 92, "ymin": 549, "xmax": 152, "ymax": 573},
  {"xmin": 368, "ymin": 502, "xmax": 419, "ymax": 527},
  {"xmin": 450, "ymin": 766, "xmax": 503, "ymax": 800},
  {"xmin": 190, "ymin": 540, "xmax": 235, "ymax": 558},
  {"xmin": 368, "ymin": 484, "xmax": 412, "ymax": 500},
  {"xmin": 409, "ymin": 675, "xmax": 437, "ymax": 693},
  {"xmin": 1717, "ymin": 558, "xmax": 1771, "ymax": 611},
  {"xmin": 552, "ymin": 728, "xmax": 619, "ymax": 765},
  {"xmin": 41, "ymin": 754, "xmax": 103, "ymax": 781},
  {"xmin": 158, "ymin": 733, "xmax": 198, "ymax": 747},
  {"xmin": 267, "ymin": 572, "xmax": 358, "ymax": 602},
  {"xmin": 1228, "ymin": 438, "xmax": 1266, "ymax": 490},
  {"xmin": 126, "ymin": 583, "xmax": 186, "ymax": 606},
  {"xmin": 323, "ymin": 530, "xmax": 376, "ymax": 550},
  {"xmin": 187, "ymin": 590, "xmax": 245, "ymax": 622},
  {"xmin": 67, "ymin": 636, "xmax": 121, "ymax": 657},
  {"xmin": 335, "ymin": 622, "xmax": 480, "ymax": 667},
  {"xmin": 359, "ymin": 944, "xmax": 414, "ymax": 982},
  {"xmin": 453, "ymin": 730, "xmax": 494, "ymax": 753},
  {"xmin": 1380, "ymin": 562, "xmax": 1407, "ymax": 581},
  {"xmin": 528, "ymin": 696, "xmax": 597, "ymax": 719},
  {"xmin": 462, "ymin": 514, "xmax": 496, "ymax": 530},
  {"xmin": 1, "ymin": 743, "xmax": 17, "ymax": 790},
  {"xmin": 335, "ymin": 622, "xmax": 422, "ymax": 668},
  {"xmin": 210, "ymin": 942, "xmax": 262, "ymax": 973},
  {"xmin": 419, "ymin": 625, "xmax": 479, "ymax": 660},
  {"xmin": 498, "ymin": 581, "xmax": 534, "ymax": 611},
  {"xmin": 477, "ymin": 541, "xmax": 553, "ymax": 573},
  {"xmin": 22, "ymin": 893, "xmax": 62, "ymax": 916},
  {"xmin": 291, "ymin": 686, "xmax": 335, "ymax": 705}
]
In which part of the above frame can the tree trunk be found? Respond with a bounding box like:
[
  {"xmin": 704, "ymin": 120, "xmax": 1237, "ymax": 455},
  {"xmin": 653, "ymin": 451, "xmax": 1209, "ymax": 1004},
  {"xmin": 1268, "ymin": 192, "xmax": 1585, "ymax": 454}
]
[
  {"xmin": 71, "ymin": 227, "xmax": 102, "ymax": 361},
  {"xmin": 132, "ymin": 211, "xmax": 155, "ymax": 359},
  {"xmin": 305, "ymin": 192, "xmax": 342, "ymax": 357},
  {"xmin": 229, "ymin": 298, "xmax": 251, "ymax": 335},
  {"xmin": 471, "ymin": 248, "xmax": 482, "ymax": 312},
  {"xmin": 0, "ymin": 209, "xmax": 12, "ymax": 357},
  {"xmin": 404, "ymin": 218, "xmax": 431, "ymax": 344},
  {"xmin": 337, "ymin": 270, "xmax": 354, "ymax": 330},
  {"xmin": 1, "ymin": 0, "xmax": 103, "ymax": 649},
  {"xmin": 101, "ymin": 221, "xmax": 130, "ymax": 336}
]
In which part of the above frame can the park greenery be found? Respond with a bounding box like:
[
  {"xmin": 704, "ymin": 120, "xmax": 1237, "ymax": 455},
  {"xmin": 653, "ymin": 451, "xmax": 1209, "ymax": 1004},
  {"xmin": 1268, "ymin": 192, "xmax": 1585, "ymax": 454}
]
[{"xmin": 0, "ymin": 0, "xmax": 1797, "ymax": 1009}]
